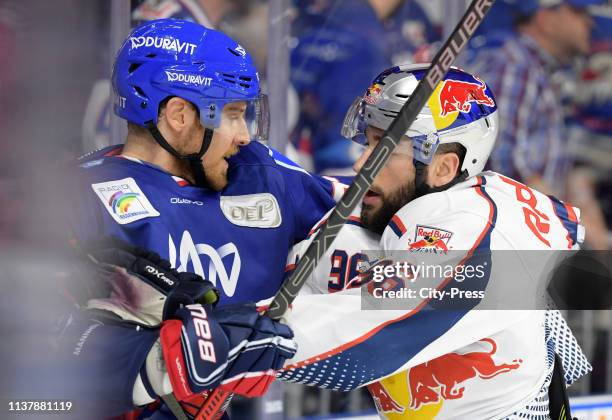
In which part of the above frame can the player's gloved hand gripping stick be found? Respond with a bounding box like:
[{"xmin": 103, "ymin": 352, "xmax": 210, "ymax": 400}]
[{"xmin": 80, "ymin": 237, "xmax": 297, "ymax": 420}]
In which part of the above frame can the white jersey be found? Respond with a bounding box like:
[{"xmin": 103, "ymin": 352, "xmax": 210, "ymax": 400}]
[{"xmin": 278, "ymin": 172, "xmax": 590, "ymax": 420}]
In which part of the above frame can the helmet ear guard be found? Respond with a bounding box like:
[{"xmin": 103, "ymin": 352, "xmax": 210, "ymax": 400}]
[
  {"xmin": 441, "ymin": 111, "xmax": 498, "ymax": 176},
  {"xmin": 342, "ymin": 63, "xmax": 499, "ymax": 180}
]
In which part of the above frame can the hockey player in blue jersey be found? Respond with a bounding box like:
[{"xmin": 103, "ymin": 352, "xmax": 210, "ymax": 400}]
[{"xmin": 60, "ymin": 19, "xmax": 346, "ymax": 419}]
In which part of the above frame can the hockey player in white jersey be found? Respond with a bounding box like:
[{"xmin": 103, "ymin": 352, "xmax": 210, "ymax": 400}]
[{"xmin": 279, "ymin": 64, "xmax": 591, "ymax": 419}]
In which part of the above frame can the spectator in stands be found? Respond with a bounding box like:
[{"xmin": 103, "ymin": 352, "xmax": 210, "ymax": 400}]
[
  {"xmin": 290, "ymin": 0, "xmax": 439, "ymax": 174},
  {"xmin": 570, "ymin": 4, "xmax": 612, "ymax": 241},
  {"xmin": 467, "ymin": 0, "xmax": 609, "ymax": 250}
]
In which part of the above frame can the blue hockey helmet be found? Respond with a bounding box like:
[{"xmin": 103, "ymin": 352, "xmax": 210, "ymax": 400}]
[{"xmin": 112, "ymin": 18, "xmax": 269, "ymax": 142}]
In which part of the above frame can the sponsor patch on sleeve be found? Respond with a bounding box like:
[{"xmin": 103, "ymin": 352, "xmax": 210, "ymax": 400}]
[
  {"xmin": 408, "ymin": 225, "xmax": 453, "ymax": 254},
  {"xmin": 91, "ymin": 177, "xmax": 160, "ymax": 225}
]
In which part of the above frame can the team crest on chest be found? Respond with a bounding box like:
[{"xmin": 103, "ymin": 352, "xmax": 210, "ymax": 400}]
[
  {"xmin": 220, "ymin": 193, "xmax": 282, "ymax": 228},
  {"xmin": 91, "ymin": 177, "xmax": 160, "ymax": 225},
  {"xmin": 408, "ymin": 225, "xmax": 453, "ymax": 253}
]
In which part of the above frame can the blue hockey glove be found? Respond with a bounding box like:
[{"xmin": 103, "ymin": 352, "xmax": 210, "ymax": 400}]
[{"xmin": 159, "ymin": 303, "xmax": 297, "ymax": 401}]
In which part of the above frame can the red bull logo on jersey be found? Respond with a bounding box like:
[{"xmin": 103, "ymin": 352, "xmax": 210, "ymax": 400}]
[
  {"xmin": 368, "ymin": 372, "xmax": 443, "ymax": 419},
  {"xmin": 438, "ymin": 77, "xmax": 494, "ymax": 117},
  {"xmin": 365, "ymin": 83, "xmax": 383, "ymax": 105},
  {"xmin": 408, "ymin": 338, "xmax": 522, "ymax": 410},
  {"xmin": 408, "ymin": 225, "xmax": 453, "ymax": 254},
  {"xmin": 368, "ymin": 382, "xmax": 404, "ymax": 414}
]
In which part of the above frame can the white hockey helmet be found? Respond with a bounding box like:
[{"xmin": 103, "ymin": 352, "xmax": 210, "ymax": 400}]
[{"xmin": 342, "ymin": 64, "xmax": 499, "ymax": 178}]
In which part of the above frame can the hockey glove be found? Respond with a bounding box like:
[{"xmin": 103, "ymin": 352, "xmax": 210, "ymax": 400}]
[
  {"xmin": 159, "ymin": 303, "xmax": 297, "ymax": 401},
  {"xmin": 83, "ymin": 236, "xmax": 219, "ymax": 326}
]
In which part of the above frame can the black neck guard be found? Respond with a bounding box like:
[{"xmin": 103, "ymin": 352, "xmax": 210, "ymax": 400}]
[{"xmin": 146, "ymin": 122, "xmax": 214, "ymax": 188}]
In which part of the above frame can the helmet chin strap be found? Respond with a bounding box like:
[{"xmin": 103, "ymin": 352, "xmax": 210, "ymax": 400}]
[
  {"xmin": 413, "ymin": 160, "xmax": 469, "ymax": 199},
  {"xmin": 146, "ymin": 122, "xmax": 214, "ymax": 187}
]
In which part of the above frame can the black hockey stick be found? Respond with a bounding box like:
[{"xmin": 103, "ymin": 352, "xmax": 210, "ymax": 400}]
[{"xmin": 194, "ymin": 0, "xmax": 496, "ymax": 418}]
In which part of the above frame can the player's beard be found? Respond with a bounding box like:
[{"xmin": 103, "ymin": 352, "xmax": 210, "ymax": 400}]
[
  {"xmin": 361, "ymin": 181, "xmax": 416, "ymax": 236},
  {"xmin": 203, "ymin": 147, "xmax": 239, "ymax": 191}
]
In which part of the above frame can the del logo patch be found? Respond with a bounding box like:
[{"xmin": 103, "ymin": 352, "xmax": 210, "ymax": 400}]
[
  {"xmin": 91, "ymin": 177, "xmax": 160, "ymax": 225},
  {"xmin": 220, "ymin": 193, "xmax": 281, "ymax": 228},
  {"xmin": 408, "ymin": 225, "xmax": 453, "ymax": 253}
]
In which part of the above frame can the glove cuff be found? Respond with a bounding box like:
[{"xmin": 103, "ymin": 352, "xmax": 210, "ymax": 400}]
[{"xmin": 160, "ymin": 320, "xmax": 195, "ymax": 401}]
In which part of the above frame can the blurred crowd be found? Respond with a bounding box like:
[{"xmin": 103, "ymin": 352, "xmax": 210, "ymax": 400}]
[{"xmin": 0, "ymin": 0, "xmax": 610, "ymax": 414}]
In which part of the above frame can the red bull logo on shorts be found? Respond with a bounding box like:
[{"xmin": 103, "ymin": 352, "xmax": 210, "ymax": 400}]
[{"xmin": 408, "ymin": 225, "xmax": 453, "ymax": 253}]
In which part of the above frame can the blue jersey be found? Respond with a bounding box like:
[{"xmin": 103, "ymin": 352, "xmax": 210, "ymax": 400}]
[
  {"xmin": 71, "ymin": 141, "xmax": 338, "ymax": 304},
  {"xmin": 61, "ymin": 141, "xmax": 341, "ymax": 418}
]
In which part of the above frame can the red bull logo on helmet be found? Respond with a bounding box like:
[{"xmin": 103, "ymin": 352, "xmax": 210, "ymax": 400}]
[
  {"xmin": 438, "ymin": 77, "xmax": 494, "ymax": 117},
  {"xmin": 365, "ymin": 83, "xmax": 383, "ymax": 105},
  {"xmin": 408, "ymin": 338, "xmax": 522, "ymax": 410},
  {"xmin": 408, "ymin": 225, "xmax": 453, "ymax": 254},
  {"xmin": 426, "ymin": 76, "xmax": 494, "ymax": 131}
]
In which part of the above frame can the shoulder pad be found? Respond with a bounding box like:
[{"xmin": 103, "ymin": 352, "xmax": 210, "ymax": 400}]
[{"xmin": 77, "ymin": 145, "xmax": 123, "ymax": 168}]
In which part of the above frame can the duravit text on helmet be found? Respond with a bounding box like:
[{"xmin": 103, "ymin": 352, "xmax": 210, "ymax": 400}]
[
  {"xmin": 129, "ymin": 36, "xmax": 197, "ymax": 55},
  {"xmin": 165, "ymin": 71, "xmax": 212, "ymax": 86}
]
